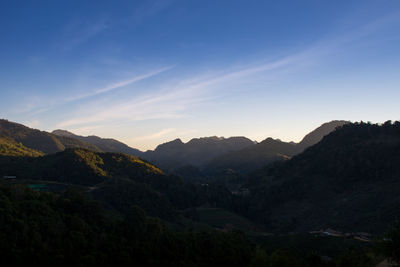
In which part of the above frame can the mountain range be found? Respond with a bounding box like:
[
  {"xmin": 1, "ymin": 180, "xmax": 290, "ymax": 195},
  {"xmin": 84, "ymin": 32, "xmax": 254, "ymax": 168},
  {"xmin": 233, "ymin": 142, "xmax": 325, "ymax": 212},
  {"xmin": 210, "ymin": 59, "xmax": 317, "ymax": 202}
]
[
  {"xmin": 1, "ymin": 119, "xmax": 349, "ymax": 175},
  {"xmin": 205, "ymin": 120, "xmax": 349, "ymax": 174},
  {"xmin": 142, "ymin": 136, "xmax": 255, "ymax": 170}
]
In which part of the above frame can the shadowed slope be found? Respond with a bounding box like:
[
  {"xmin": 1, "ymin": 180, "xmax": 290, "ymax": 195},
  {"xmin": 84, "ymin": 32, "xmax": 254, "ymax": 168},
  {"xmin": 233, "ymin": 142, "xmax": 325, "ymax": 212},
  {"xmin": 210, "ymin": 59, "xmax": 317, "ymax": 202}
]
[
  {"xmin": 205, "ymin": 121, "xmax": 349, "ymax": 174},
  {"xmin": 205, "ymin": 138, "xmax": 297, "ymax": 174},
  {"xmin": 52, "ymin": 129, "xmax": 143, "ymax": 156},
  {"xmin": 246, "ymin": 121, "xmax": 400, "ymax": 233},
  {"xmin": 143, "ymin": 136, "xmax": 255, "ymax": 170}
]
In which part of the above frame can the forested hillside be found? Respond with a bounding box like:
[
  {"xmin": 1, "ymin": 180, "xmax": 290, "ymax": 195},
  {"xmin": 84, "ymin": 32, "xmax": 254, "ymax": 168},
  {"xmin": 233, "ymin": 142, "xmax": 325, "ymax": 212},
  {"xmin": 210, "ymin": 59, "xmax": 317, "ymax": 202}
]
[
  {"xmin": 244, "ymin": 121, "xmax": 400, "ymax": 233},
  {"xmin": 52, "ymin": 129, "xmax": 143, "ymax": 156},
  {"xmin": 0, "ymin": 137, "xmax": 44, "ymax": 157},
  {"xmin": 0, "ymin": 119, "xmax": 101, "ymax": 154},
  {"xmin": 0, "ymin": 185, "xmax": 257, "ymax": 267}
]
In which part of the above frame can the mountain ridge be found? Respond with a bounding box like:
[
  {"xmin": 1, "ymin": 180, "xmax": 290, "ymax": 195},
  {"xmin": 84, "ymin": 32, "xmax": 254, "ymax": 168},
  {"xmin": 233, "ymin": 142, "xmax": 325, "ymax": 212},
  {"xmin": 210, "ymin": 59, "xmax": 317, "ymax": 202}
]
[
  {"xmin": 244, "ymin": 121, "xmax": 400, "ymax": 233},
  {"xmin": 204, "ymin": 120, "xmax": 350, "ymax": 174},
  {"xmin": 52, "ymin": 129, "xmax": 143, "ymax": 156},
  {"xmin": 0, "ymin": 119, "xmax": 101, "ymax": 154},
  {"xmin": 142, "ymin": 136, "xmax": 255, "ymax": 170},
  {"xmin": 1, "ymin": 119, "xmax": 349, "ymax": 175}
]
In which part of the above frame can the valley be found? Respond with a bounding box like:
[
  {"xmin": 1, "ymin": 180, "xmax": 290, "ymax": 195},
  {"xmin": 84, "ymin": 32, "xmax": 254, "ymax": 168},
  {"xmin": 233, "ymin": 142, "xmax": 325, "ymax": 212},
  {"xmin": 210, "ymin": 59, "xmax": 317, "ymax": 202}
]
[{"xmin": 1, "ymin": 118, "xmax": 399, "ymax": 265}]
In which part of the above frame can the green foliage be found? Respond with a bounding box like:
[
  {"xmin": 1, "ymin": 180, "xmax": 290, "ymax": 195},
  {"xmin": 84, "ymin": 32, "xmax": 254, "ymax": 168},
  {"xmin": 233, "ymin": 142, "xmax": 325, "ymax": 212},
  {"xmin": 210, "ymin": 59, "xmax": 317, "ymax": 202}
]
[{"xmin": 0, "ymin": 137, "xmax": 44, "ymax": 157}]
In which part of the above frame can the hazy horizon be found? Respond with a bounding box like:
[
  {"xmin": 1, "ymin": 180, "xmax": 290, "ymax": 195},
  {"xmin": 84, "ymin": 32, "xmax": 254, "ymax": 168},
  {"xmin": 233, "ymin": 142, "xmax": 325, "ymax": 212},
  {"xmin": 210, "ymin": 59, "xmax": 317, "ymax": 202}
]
[{"xmin": 1, "ymin": 1, "xmax": 400, "ymax": 150}]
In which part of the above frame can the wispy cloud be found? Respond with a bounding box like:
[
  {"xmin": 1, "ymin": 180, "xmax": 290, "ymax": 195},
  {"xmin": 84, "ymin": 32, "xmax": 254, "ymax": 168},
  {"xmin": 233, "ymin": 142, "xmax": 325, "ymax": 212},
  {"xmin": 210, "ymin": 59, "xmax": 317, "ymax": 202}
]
[
  {"xmin": 10, "ymin": 65, "xmax": 174, "ymax": 119},
  {"xmin": 55, "ymin": 56, "xmax": 297, "ymax": 129},
  {"xmin": 56, "ymin": 86, "xmax": 203, "ymax": 128},
  {"xmin": 66, "ymin": 65, "xmax": 175, "ymax": 101},
  {"xmin": 53, "ymin": 36, "xmax": 345, "ymax": 129},
  {"xmin": 49, "ymin": 11, "xmax": 400, "ymax": 132}
]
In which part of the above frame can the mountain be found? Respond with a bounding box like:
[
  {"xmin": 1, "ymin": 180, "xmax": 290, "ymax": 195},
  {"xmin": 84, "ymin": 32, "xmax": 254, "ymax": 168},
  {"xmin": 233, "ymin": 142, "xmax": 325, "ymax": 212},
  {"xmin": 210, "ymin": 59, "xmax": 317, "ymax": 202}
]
[
  {"xmin": 205, "ymin": 138, "xmax": 298, "ymax": 174},
  {"xmin": 52, "ymin": 129, "xmax": 143, "ymax": 156},
  {"xmin": 205, "ymin": 120, "xmax": 349, "ymax": 174},
  {"xmin": 142, "ymin": 136, "xmax": 255, "ymax": 170},
  {"xmin": 296, "ymin": 120, "xmax": 349, "ymax": 152},
  {"xmin": 1, "ymin": 119, "xmax": 349, "ymax": 175},
  {"xmin": 0, "ymin": 146, "xmax": 234, "ymax": 219},
  {"xmin": 0, "ymin": 119, "xmax": 101, "ymax": 154},
  {"xmin": 244, "ymin": 121, "xmax": 400, "ymax": 233},
  {"xmin": 0, "ymin": 147, "xmax": 182, "ymax": 218},
  {"xmin": 0, "ymin": 148, "xmax": 162, "ymax": 186}
]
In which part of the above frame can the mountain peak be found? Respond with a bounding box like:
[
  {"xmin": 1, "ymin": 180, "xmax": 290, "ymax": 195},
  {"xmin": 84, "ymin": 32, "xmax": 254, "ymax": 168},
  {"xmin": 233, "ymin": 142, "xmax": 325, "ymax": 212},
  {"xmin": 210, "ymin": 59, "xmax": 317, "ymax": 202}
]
[
  {"xmin": 52, "ymin": 129, "xmax": 77, "ymax": 138},
  {"xmin": 154, "ymin": 138, "xmax": 184, "ymax": 151},
  {"xmin": 297, "ymin": 120, "xmax": 350, "ymax": 151},
  {"xmin": 52, "ymin": 129, "xmax": 143, "ymax": 156}
]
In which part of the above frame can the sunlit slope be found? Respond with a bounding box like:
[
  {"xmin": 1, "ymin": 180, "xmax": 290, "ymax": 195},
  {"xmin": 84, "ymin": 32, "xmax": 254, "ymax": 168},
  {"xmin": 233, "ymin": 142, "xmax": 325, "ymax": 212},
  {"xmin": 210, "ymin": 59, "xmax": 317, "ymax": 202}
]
[
  {"xmin": 0, "ymin": 148, "xmax": 164, "ymax": 185},
  {"xmin": 0, "ymin": 137, "xmax": 44, "ymax": 157}
]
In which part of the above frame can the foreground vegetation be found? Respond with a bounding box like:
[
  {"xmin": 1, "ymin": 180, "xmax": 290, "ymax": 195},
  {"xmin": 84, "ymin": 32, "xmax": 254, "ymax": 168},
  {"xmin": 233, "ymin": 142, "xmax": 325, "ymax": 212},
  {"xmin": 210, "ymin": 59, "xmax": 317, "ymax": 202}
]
[{"xmin": 0, "ymin": 184, "xmax": 393, "ymax": 267}]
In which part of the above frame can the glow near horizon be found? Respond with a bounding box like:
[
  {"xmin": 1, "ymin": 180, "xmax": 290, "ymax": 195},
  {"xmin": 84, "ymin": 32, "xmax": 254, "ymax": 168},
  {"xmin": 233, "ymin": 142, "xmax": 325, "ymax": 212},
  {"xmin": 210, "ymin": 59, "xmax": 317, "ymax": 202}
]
[{"xmin": 0, "ymin": 1, "xmax": 400, "ymax": 150}]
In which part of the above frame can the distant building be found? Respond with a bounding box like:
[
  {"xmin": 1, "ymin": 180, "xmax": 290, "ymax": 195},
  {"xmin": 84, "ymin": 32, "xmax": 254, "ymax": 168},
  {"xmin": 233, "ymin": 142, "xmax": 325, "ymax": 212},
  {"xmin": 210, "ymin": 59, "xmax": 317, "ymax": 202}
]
[{"xmin": 3, "ymin": 176, "xmax": 16, "ymax": 179}]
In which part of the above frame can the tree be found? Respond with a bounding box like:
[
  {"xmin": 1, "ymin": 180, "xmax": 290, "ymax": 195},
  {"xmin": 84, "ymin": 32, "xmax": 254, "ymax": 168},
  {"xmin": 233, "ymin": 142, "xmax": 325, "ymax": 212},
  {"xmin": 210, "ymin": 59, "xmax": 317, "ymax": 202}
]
[{"xmin": 384, "ymin": 220, "xmax": 400, "ymax": 266}]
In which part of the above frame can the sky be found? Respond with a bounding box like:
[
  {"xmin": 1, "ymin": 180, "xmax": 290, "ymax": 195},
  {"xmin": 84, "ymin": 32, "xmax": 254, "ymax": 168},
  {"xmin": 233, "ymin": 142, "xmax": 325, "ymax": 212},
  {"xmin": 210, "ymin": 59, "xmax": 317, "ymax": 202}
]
[{"xmin": 1, "ymin": 0, "xmax": 400, "ymax": 150}]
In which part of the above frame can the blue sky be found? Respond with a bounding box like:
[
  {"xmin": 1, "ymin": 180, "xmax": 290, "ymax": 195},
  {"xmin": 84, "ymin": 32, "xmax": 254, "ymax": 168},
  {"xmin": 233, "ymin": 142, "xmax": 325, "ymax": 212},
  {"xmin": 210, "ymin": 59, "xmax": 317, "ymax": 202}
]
[{"xmin": 1, "ymin": 0, "xmax": 400, "ymax": 150}]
